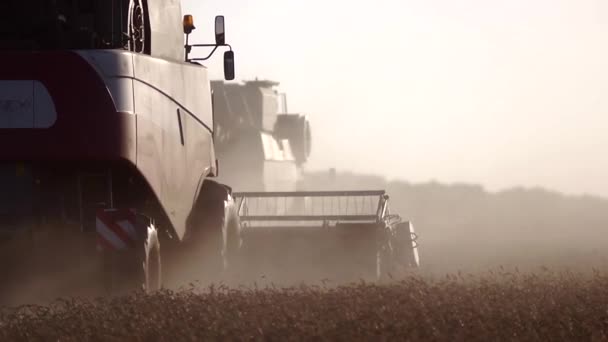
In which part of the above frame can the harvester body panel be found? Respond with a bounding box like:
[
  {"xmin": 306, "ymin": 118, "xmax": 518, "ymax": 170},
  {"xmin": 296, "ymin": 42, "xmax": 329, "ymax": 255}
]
[
  {"xmin": 0, "ymin": 0, "xmax": 217, "ymax": 240},
  {"xmin": 0, "ymin": 49, "xmax": 215, "ymax": 240},
  {"xmin": 0, "ymin": 0, "xmax": 236, "ymax": 301}
]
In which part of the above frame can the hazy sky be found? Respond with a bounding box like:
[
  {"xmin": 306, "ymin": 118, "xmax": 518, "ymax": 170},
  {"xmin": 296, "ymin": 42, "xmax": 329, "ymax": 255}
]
[{"xmin": 183, "ymin": 0, "xmax": 608, "ymax": 197}]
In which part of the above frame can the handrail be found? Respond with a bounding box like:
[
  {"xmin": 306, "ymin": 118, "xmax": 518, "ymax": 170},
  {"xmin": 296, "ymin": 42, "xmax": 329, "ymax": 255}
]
[
  {"xmin": 233, "ymin": 190, "xmax": 386, "ymax": 198},
  {"xmin": 239, "ymin": 215, "xmax": 379, "ymax": 222}
]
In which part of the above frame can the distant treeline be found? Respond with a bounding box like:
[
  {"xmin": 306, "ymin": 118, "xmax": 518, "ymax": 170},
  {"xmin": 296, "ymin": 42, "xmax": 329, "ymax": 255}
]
[{"xmin": 299, "ymin": 171, "xmax": 608, "ymax": 272}]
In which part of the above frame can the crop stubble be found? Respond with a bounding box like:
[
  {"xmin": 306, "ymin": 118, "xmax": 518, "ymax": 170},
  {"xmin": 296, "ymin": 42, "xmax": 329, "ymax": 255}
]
[{"xmin": 1, "ymin": 269, "xmax": 608, "ymax": 341}]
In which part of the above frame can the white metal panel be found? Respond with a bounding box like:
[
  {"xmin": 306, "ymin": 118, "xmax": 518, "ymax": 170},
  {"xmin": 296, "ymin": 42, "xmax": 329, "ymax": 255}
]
[
  {"xmin": 105, "ymin": 78, "xmax": 135, "ymax": 113},
  {"xmin": 77, "ymin": 50, "xmax": 135, "ymax": 78},
  {"xmin": 0, "ymin": 81, "xmax": 34, "ymax": 128},
  {"xmin": 33, "ymin": 81, "xmax": 57, "ymax": 128},
  {"xmin": 260, "ymin": 132, "xmax": 276, "ymax": 160},
  {"xmin": 0, "ymin": 80, "xmax": 57, "ymax": 129},
  {"xmin": 134, "ymin": 79, "xmax": 188, "ymax": 226},
  {"xmin": 261, "ymin": 132, "xmax": 296, "ymax": 162},
  {"xmin": 147, "ymin": 0, "xmax": 184, "ymax": 61},
  {"xmin": 279, "ymin": 139, "xmax": 295, "ymax": 161},
  {"xmin": 133, "ymin": 80, "xmax": 181, "ymax": 137},
  {"xmin": 77, "ymin": 51, "xmax": 135, "ymax": 114},
  {"xmin": 132, "ymin": 53, "xmax": 212, "ymax": 128}
]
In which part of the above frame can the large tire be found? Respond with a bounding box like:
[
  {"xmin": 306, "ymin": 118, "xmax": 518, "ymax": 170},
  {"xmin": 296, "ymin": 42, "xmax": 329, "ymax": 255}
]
[
  {"xmin": 101, "ymin": 219, "xmax": 162, "ymax": 295},
  {"xmin": 222, "ymin": 194, "xmax": 241, "ymax": 271},
  {"xmin": 376, "ymin": 240, "xmax": 395, "ymax": 282},
  {"xmin": 393, "ymin": 222, "xmax": 420, "ymax": 269},
  {"xmin": 128, "ymin": 0, "xmax": 149, "ymax": 54},
  {"xmin": 186, "ymin": 180, "xmax": 241, "ymax": 284},
  {"xmin": 143, "ymin": 223, "xmax": 162, "ymax": 293}
]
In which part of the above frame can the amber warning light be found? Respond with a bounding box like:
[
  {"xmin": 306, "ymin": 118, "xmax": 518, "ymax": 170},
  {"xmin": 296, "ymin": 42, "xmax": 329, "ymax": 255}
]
[{"xmin": 183, "ymin": 15, "xmax": 195, "ymax": 34}]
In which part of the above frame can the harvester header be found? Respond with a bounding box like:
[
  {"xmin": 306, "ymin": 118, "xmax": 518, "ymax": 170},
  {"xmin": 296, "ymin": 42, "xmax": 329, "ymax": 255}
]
[
  {"xmin": 232, "ymin": 190, "xmax": 419, "ymax": 282},
  {"xmin": 235, "ymin": 190, "xmax": 389, "ymax": 224}
]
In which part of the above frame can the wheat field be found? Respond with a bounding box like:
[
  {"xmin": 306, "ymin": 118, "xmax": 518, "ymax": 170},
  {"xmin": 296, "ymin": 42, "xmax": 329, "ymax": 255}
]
[{"xmin": 1, "ymin": 269, "xmax": 608, "ymax": 341}]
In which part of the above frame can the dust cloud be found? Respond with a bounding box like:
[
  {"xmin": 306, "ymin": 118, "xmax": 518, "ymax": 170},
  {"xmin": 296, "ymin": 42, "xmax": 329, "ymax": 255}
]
[
  {"xmin": 3, "ymin": 169, "xmax": 608, "ymax": 306},
  {"xmin": 143, "ymin": 168, "xmax": 608, "ymax": 291},
  {"xmin": 300, "ymin": 170, "xmax": 608, "ymax": 274}
]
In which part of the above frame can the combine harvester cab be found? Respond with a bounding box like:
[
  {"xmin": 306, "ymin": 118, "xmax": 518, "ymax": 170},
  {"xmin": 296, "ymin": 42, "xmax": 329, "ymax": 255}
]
[
  {"xmin": 0, "ymin": 0, "xmax": 239, "ymax": 301},
  {"xmin": 211, "ymin": 80, "xmax": 311, "ymax": 192},
  {"xmin": 233, "ymin": 190, "xmax": 419, "ymax": 283}
]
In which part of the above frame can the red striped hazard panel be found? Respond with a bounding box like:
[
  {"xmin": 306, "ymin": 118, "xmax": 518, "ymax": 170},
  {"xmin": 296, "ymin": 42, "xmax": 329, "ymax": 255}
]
[{"xmin": 96, "ymin": 209, "xmax": 139, "ymax": 251}]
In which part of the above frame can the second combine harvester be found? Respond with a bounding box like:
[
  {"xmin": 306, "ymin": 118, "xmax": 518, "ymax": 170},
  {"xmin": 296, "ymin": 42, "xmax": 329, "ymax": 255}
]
[{"xmin": 212, "ymin": 80, "xmax": 420, "ymax": 282}]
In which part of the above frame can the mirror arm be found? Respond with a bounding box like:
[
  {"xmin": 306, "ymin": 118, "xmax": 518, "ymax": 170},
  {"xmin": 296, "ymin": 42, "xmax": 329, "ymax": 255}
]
[
  {"xmin": 184, "ymin": 34, "xmax": 191, "ymax": 61},
  {"xmin": 186, "ymin": 44, "xmax": 232, "ymax": 62}
]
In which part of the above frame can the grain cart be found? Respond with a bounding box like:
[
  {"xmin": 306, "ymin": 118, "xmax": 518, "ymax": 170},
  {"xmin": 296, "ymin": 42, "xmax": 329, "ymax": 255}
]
[
  {"xmin": 232, "ymin": 190, "xmax": 419, "ymax": 283},
  {"xmin": 0, "ymin": 0, "xmax": 240, "ymax": 302}
]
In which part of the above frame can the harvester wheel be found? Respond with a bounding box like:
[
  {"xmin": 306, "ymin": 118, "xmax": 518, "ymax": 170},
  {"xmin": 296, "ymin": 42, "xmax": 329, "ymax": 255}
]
[
  {"xmin": 222, "ymin": 196, "xmax": 241, "ymax": 272},
  {"xmin": 376, "ymin": 244, "xmax": 395, "ymax": 282},
  {"xmin": 186, "ymin": 180, "xmax": 240, "ymax": 283},
  {"xmin": 394, "ymin": 222, "xmax": 420, "ymax": 269},
  {"xmin": 142, "ymin": 223, "xmax": 162, "ymax": 293},
  {"xmin": 128, "ymin": 0, "xmax": 148, "ymax": 53},
  {"xmin": 100, "ymin": 217, "xmax": 162, "ymax": 295}
]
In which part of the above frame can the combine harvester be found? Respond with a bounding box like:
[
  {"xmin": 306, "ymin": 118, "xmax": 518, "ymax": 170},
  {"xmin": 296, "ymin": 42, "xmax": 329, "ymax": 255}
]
[
  {"xmin": 0, "ymin": 0, "xmax": 240, "ymax": 300},
  {"xmin": 0, "ymin": 0, "xmax": 417, "ymax": 301},
  {"xmin": 211, "ymin": 80, "xmax": 420, "ymax": 282}
]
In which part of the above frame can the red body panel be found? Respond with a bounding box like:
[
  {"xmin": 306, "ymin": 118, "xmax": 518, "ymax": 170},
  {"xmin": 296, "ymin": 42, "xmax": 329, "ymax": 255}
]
[
  {"xmin": 0, "ymin": 51, "xmax": 136, "ymax": 162},
  {"xmin": 0, "ymin": 51, "xmax": 216, "ymax": 239}
]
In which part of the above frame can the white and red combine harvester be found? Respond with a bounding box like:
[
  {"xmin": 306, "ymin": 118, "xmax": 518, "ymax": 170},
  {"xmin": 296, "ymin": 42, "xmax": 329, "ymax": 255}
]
[
  {"xmin": 210, "ymin": 79, "xmax": 419, "ymax": 282},
  {"xmin": 0, "ymin": 0, "xmax": 240, "ymax": 298}
]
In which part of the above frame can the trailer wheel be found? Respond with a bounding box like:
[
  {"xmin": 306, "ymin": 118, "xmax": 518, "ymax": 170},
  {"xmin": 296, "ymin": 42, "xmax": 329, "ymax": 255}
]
[{"xmin": 143, "ymin": 223, "xmax": 162, "ymax": 293}]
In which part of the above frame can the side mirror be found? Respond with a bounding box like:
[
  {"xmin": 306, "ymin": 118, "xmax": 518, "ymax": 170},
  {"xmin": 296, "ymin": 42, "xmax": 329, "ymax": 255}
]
[
  {"xmin": 215, "ymin": 16, "xmax": 225, "ymax": 45},
  {"xmin": 224, "ymin": 50, "xmax": 235, "ymax": 80}
]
